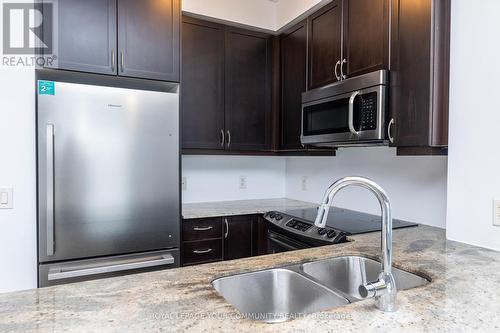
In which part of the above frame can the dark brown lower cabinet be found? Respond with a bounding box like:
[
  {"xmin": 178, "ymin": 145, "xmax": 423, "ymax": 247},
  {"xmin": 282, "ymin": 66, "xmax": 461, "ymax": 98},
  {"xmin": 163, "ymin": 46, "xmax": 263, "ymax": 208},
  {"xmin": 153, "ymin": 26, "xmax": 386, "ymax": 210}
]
[
  {"xmin": 253, "ymin": 216, "xmax": 269, "ymax": 256},
  {"xmin": 223, "ymin": 216, "xmax": 254, "ymax": 261},
  {"xmin": 182, "ymin": 239, "xmax": 223, "ymax": 266},
  {"xmin": 181, "ymin": 215, "xmax": 267, "ymax": 266}
]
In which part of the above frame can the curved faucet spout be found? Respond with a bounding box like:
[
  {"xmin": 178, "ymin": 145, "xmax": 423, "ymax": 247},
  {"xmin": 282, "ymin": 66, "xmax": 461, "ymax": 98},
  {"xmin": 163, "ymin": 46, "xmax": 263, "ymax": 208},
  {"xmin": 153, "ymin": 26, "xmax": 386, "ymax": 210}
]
[{"xmin": 314, "ymin": 176, "xmax": 397, "ymax": 312}]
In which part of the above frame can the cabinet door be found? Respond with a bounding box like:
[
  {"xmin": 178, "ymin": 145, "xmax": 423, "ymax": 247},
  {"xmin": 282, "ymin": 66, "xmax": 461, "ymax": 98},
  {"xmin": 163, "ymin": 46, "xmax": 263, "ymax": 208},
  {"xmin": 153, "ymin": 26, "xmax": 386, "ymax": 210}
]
[
  {"xmin": 117, "ymin": 0, "xmax": 180, "ymax": 81},
  {"xmin": 46, "ymin": 0, "xmax": 116, "ymax": 74},
  {"xmin": 281, "ymin": 21, "xmax": 307, "ymax": 150},
  {"xmin": 225, "ymin": 28, "xmax": 272, "ymax": 151},
  {"xmin": 181, "ymin": 17, "xmax": 225, "ymax": 150},
  {"xmin": 223, "ymin": 216, "xmax": 253, "ymax": 261},
  {"xmin": 343, "ymin": 0, "xmax": 389, "ymax": 78},
  {"xmin": 308, "ymin": 0, "xmax": 342, "ymax": 89},
  {"xmin": 390, "ymin": 0, "xmax": 450, "ymax": 150}
]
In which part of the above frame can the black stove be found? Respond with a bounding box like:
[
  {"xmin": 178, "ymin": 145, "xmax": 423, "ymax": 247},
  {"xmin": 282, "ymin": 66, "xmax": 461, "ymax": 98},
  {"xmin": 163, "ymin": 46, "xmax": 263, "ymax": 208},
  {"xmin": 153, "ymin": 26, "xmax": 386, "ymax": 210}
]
[{"xmin": 264, "ymin": 207, "xmax": 418, "ymax": 251}]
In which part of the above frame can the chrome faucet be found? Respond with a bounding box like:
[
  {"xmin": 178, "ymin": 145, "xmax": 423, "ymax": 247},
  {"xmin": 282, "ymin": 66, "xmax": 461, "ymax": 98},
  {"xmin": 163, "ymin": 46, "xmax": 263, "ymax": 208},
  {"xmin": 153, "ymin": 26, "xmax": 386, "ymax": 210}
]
[{"xmin": 314, "ymin": 176, "xmax": 397, "ymax": 312}]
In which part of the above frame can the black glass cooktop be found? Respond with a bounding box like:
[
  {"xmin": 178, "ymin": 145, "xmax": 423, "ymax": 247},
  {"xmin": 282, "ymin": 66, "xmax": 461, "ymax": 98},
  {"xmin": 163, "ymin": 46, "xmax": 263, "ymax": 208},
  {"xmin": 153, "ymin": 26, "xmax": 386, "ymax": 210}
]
[{"xmin": 281, "ymin": 207, "xmax": 418, "ymax": 235}]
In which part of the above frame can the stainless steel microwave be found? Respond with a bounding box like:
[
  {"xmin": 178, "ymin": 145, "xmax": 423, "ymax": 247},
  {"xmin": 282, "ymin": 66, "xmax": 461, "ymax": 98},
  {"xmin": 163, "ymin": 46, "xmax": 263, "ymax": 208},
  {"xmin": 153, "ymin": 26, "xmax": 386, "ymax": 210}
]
[{"xmin": 301, "ymin": 70, "xmax": 389, "ymax": 147}]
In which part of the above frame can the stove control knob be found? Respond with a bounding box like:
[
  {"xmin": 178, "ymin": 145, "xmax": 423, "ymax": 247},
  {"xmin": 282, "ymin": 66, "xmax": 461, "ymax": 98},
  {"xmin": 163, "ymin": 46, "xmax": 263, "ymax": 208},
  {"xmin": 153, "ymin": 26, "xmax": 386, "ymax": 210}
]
[
  {"xmin": 318, "ymin": 228, "xmax": 328, "ymax": 236},
  {"xmin": 275, "ymin": 215, "xmax": 283, "ymax": 221},
  {"xmin": 327, "ymin": 230, "xmax": 337, "ymax": 239}
]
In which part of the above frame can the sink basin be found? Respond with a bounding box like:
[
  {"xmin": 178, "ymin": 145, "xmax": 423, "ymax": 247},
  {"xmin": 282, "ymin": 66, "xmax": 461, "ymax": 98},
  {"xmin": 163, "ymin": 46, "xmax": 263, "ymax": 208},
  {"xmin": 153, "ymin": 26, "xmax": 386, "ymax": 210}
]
[
  {"xmin": 212, "ymin": 256, "xmax": 430, "ymax": 323},
  {"xmin": 301, "ymin": 256, "xmax": 429, "ymax": 301},
  {"xmin": 212, "ymin": 268, "xmax": 349, "ymax": 323}
]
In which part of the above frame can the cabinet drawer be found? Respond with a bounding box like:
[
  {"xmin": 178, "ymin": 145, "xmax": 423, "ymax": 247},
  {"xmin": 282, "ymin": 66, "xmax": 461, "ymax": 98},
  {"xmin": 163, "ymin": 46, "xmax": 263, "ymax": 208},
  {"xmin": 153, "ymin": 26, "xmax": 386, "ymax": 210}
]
[
  {"xmin": 182, "ymin": 239, "xmax": 223, "ymax": 266},
  {"xmin": 182, "ymin": 218, "xmax": 222, "ymax": 241}
]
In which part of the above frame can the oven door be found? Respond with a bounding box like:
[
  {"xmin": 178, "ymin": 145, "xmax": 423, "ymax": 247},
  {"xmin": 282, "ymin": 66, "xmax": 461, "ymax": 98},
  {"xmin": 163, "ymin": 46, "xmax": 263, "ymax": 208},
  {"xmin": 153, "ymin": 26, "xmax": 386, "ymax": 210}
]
[
  {"xmin": 301, "ymin": 85, "xmax": 387, "ymax": 146},
  {"xmin": 267, "ymin": 230, "xmax": 311, "ymax": 254}
]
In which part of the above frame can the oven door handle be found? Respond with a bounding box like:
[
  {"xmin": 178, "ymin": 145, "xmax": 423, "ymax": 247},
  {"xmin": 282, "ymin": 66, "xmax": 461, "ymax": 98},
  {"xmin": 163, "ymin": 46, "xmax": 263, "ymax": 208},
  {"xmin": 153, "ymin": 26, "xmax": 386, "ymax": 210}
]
[
  {"xmin": 268, "ymin": 231, "xmax": 310, "ymax": 251},
  {"xmin": 268, "ymin": 235, "xmax": 297, "ymax": 251},
  {"xmin": 348, "ymin": 91, "xmax": 361, "ymax": 136}
]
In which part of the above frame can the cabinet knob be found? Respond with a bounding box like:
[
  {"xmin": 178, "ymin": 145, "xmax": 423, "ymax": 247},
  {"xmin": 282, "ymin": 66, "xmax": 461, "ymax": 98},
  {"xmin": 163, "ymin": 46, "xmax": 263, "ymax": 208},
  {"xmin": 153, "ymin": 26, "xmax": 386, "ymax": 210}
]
[
  {"xmin": 226, "ymin": 131, "xmax": 231, "ymax": 148},
  {"xmin": 334, "ymin": 60, "xmax": 341, "ymax": 81},
  {"xmin": 193, "ymin": 249, "xmax": 213, "ymax": 254},
  {"xmin": 193, "ymin": 226, "xmax": 213, "ymax": 231},
  {"xmin": 388, "ymin": 118, "xmax": 395, "ymax": 144},
  {"xmin": 220, "ymin": 129, "xmax": 225, "ymax": 148},
  {"xmin": 341, "ymin": 59, "xmax": 347, "ymax": 80},
  {"xmin": 111, "ymin": 49, "xmax": 116, "ymax": 72},
  {"xmin": 224, "ymin": 218, "xmax": 229, "ymax": 238},
  {"xmin": 120, "ymin": 50, "xmax": 125, "ymax": 72}
]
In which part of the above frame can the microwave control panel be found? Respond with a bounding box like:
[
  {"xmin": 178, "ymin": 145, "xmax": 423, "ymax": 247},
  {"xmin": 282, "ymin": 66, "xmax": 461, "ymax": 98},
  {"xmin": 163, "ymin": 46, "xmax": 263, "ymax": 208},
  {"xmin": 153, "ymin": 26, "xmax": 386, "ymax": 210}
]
[{"xmin": 360, "ymin": 92, "xmax": 378, "ymax": 131}]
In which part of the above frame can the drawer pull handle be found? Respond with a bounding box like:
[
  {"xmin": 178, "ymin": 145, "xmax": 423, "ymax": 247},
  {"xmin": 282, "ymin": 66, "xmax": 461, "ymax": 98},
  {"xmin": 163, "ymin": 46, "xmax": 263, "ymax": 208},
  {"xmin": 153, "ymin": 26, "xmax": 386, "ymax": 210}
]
[
  {"xmin": 193, "ymin": 226, "xmax": 213, "ymax": 231},
  {"xmin": 193, "ymin": 249, "xmax": 213, "ymax": 254}
]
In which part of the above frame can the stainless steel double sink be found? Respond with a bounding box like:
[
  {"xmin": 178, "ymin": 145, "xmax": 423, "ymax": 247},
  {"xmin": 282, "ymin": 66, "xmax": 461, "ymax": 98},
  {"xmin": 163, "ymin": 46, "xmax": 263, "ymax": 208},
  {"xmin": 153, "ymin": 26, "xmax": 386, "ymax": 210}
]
[{"xmin": 212, "ymin": 256, "xmax": 429, "ymax": 323}]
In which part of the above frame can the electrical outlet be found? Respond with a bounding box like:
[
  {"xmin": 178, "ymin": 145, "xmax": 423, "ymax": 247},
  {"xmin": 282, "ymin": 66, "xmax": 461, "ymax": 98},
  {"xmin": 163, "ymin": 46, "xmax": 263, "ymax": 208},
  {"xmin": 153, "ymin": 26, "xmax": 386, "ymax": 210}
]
[
  {"xmin": 181, "ymin": 177, "xmax": 187, "ymax": 191},
  {"xmin": 239, "ymin": 176, "xmax": 247, "ymax": 190},
  {"xmin": 494, "ymin": 199, "xmax": 500, "ymax": 226},
  {"xmin": 0, "ymin": 188, "xmax": 13, "ymax": 209},
  {"xmin": 301, "ymin": 176, "xmax": 308, "ymax": 191}
]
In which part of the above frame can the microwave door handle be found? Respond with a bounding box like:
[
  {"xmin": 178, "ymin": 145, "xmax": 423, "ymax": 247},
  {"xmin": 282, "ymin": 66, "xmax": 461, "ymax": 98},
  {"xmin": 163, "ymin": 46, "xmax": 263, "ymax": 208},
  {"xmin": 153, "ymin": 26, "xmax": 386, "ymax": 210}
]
[{"xmin": 348, "ymin": 91, "xmax": 361, "ymax": 136}]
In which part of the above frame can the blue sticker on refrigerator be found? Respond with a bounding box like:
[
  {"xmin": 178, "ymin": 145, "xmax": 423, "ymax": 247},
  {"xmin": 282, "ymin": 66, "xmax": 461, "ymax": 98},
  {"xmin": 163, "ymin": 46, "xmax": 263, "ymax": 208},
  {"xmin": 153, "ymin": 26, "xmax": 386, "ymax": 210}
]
[{"xmin": 38, "ymin": 80, "xmax": 55, "ymax": 95}]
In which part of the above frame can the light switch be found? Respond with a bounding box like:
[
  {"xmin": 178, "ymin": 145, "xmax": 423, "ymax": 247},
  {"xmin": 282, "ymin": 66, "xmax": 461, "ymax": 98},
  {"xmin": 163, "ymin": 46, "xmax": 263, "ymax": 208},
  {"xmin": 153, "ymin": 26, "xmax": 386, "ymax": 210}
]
[
  {"xmin": 239, "ymin": 176, "xmax": 247, "ymax": 190},
  {"xmin": 301, "ymin": 176, "xmax": 308, "ymax": 191},
  {"xmin": 0, "ymin": 192, "xmax": 7, "ymax": 204},
  {"xmin": 494, "ymin": 199, "xmax": 500, "ymax": 227},
  {"xmin": 0, "ymin": 188, "xmax": 13, "ymax": 209},
  {"xmin": 181, "ymin": 177, "xmax": 187, "ymax": 191}
]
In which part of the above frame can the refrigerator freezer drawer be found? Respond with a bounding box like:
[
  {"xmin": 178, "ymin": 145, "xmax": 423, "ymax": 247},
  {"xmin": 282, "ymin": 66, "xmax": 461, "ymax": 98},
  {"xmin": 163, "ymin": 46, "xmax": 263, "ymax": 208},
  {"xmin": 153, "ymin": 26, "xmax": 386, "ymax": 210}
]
[{"xmin": 39, "ymin": 249, "xmax": 179, "ymax": 287}]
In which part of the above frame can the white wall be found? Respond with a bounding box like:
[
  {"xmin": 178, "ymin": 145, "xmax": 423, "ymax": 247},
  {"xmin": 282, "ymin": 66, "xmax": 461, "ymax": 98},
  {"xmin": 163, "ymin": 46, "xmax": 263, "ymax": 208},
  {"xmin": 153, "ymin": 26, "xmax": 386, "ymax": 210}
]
[
  {"xmin": 285, "ymin": 148, "xmax": 448, "ymax": 228},
  {"xmin": 0, "ymin": 0, "xmax": 37, "ymax": 293},
  {"xmin": 446, "ymin": 0, "xmax": 500, "ymax": 251},
  {"xmin": 0, "ymin": 68, "xmax": 37, "ymax": 293},
  {"xmin": 182, "ymin": 156, "xmax": 286, "ymax": 203},
  {"xmin": 182, "ymin": 0, "xmax": 277, "ymax": 31}
]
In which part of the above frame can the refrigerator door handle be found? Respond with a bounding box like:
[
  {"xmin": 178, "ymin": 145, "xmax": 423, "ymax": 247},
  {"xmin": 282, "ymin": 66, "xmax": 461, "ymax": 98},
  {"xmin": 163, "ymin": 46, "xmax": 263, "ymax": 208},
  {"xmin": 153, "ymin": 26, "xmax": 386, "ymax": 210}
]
[
  {"xmin": 47, "ymin": 254, "xmax": 175, "ymax": 281},
  {"xmin": 46, "ymin": 124, "xmax": 55, "ymax": 256}
]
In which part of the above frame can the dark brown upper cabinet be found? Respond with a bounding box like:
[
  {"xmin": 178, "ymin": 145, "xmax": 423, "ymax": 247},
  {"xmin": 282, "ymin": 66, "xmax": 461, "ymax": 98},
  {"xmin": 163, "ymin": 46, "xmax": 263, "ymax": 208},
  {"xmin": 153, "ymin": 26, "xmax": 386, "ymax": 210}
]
[
  {"xmin": 181, "ymin": 17, "xmax": 225, "ymax": 150},
  {"xmin": 223, "ymin": 216, "xmax": 253, "ymax": 261},
  {"xmin": 307, "ymin": 0, "xmax": 390, "ymax": 88},
  {"xmin": 225, "ymin": 27, "xmax": 273, "ymax": 151},
  {"xmin": 308, "ymin": 0, "xmax": 342, "ymax": 90},
  {"xmin": 44, "ymin": 0, "xmax": 117, "ymax": 75},
  {"xmin": 281, "ymin": 20, "xmax": 308, "ymax": 150},
  {"xmin": 43, "ymin": 0, "xmax": 180, "ymax": 82},
  {"xmin": 117, "ymin": 0, "xmax": 180, "ymax": 81},
  {"xmin": 181, "ymin": 16, "xmax": 273, "ymax": 153},
  {"xmin": 390, "ymin": 0, "xmax": 450, "ymax": 155},
  {"xmin": 342, "ymin": 0, "xmax": 389, "ymax": 78}
]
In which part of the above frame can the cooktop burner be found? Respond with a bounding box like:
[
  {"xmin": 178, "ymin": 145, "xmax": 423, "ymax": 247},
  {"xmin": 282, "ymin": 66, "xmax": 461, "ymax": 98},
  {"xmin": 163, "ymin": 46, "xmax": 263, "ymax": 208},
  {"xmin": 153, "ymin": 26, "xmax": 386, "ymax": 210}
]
[{"xmin": 281, "ymin": 207, "xmax": 418, "ymax": 235}]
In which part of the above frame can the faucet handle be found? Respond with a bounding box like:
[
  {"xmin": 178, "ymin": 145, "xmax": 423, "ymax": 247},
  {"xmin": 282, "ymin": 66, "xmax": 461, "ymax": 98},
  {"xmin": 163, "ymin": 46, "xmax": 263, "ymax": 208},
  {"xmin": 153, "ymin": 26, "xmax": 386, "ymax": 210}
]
[
  {"xmin": 359, "ymin": 272, "xmax": 398, "ymax": 312},
  {"xmin": 359, "ymin": 279, "xmax": 387, "ymax": 298}
]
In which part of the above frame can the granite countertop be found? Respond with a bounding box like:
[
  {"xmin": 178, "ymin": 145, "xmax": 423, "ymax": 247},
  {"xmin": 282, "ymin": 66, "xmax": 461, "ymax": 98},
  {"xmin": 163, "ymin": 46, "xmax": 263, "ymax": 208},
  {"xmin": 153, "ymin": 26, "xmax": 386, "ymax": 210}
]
[
  {"xmin": 2, "ymin": 202, "xmax": 500, "ymax": 332},
  {"xmin": 182, "ymin": 198, "xmax": 318, "ymax": 219}
]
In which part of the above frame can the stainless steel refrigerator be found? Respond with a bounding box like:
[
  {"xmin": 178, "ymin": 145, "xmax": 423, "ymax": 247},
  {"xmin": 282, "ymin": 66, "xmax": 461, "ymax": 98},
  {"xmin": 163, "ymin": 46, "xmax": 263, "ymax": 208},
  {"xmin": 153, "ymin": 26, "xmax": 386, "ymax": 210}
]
[{"xmin": 37, "ymin": 78, "xmax": 180, "ymax": 287}]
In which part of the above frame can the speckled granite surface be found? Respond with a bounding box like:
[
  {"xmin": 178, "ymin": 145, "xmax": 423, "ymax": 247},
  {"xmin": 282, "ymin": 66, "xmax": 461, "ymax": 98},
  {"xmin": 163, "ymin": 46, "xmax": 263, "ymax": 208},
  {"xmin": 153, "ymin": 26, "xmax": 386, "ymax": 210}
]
[
  {"xmin": 2, "ymin": 224, "xmax": 500, "ymax": 332},
  {"xmin": 182, "ymin": 198, "xmax": 318, "ymax": 219}
]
